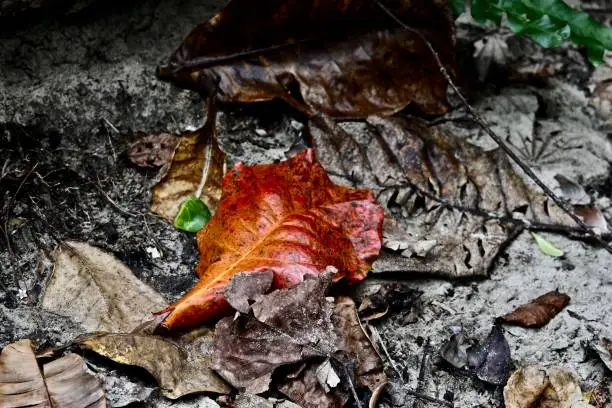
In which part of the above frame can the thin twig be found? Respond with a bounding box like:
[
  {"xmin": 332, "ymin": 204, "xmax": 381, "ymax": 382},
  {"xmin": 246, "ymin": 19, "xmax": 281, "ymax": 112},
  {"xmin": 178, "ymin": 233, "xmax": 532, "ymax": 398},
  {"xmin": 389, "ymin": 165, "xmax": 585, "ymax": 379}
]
[
  {"xmin": 369, "ymin": 325, "xmax": 403, "ymax": 381},
  {"xmin": 376, "ymin": 0, "xmax": 612, "ymax": 255},
  {"xmin": 95, "ymin": 177, "xmax": 140, "ymax": 217}
]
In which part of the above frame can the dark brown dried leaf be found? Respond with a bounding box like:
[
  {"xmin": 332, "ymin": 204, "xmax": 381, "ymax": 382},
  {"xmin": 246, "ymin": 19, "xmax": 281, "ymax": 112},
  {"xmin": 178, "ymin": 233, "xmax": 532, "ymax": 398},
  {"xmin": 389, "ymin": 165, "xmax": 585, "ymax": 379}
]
[
  {"xmin": 213, "ymin": 272, "xmax": 387, "ymax": 406},
  {"xmin": 78, "ymin": 328, "xmax": 231, "ymax": 399},
  {"xmin": 500, "ymin": 290, "xmax": 570, "ymax": 328},
  {"xmin": 0, "ymin": 339, "xmax": 106, "ymax": 408},
  {"xmin": 308, "ymin": 115, "xmax": 590, "ymax": 278},
  {"xmin": 357, "ymin": 282, "xmax": 422, "ymax": 322},
  {"xmin": 128, "ymin": 132, "xmax": 180, "ymax": 168},
  {"xmin": 157, "ymin": 0, "xmax": 455, "ymax": 118}
]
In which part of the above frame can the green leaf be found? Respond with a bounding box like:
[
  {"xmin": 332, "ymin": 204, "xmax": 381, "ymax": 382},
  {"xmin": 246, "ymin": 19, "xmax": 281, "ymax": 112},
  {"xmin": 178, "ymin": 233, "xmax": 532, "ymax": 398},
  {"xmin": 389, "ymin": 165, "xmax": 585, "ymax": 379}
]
[
  {"xmin": 174, "ymin": 196, "xmax": 211, "ymax": 232},
  {"xmin": 531, "ymin": 232, "xmax": 564, "ymax": 257},
  {"xmin": 469, "ymin": 0, "xmax": 612, "ymax": 64},
  {"xmin": 450, "ymin": 0, "xmax": 466, "ymax": 18}
]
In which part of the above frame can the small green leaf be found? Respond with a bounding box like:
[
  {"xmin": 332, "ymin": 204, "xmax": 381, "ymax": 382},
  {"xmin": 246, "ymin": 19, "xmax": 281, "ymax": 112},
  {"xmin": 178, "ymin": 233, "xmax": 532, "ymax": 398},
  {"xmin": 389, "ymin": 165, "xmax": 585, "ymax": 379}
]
[
  {"xmin": 531, "ymin": 232, "xmax": 564, "ymax": 257},
  {"xmin": 174, "ymin": 196, "xmax": 211, "ymax": 232}
]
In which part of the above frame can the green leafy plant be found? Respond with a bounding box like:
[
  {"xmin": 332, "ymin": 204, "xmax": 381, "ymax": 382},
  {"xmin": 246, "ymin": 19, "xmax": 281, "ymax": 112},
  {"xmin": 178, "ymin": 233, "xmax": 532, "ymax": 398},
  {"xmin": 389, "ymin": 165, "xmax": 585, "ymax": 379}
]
[
  {"xmin": 456, "ymin": 0, "xmax": 612, "ymax": 64},
  {"xmin": 174, "ymin": 196, "xmax": 211, "ymax": 232}
]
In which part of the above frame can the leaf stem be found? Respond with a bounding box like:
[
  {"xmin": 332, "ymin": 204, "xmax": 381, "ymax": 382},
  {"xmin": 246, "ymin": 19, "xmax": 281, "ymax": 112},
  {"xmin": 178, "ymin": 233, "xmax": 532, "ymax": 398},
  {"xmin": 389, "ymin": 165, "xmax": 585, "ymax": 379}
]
[{"xmin": 376, "ymin": 0, "xmax": 612, "ymax": 254}]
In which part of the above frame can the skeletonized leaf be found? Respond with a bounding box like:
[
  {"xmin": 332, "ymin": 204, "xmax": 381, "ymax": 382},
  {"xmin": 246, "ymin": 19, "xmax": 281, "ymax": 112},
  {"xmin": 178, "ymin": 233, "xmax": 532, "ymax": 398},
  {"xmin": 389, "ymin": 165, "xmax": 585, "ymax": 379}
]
[
  {"xmin": 531, "ymin": 232, "xmax": 564, "ymax": 257},
  {"xmin": 42, "ymin": 241, "xmax": 167, "ymax": 333},
  {"xmin": 159, "ymin": 149, "xmax": 383, "ymax": 329},
  {"xmin": 0, "ymin": 340, "xmax": 106, "ymax": 408},
  {"xmin": 504, "ymin": 365, "xmax": 592, "ymax": 408},
  {"xmin": 500, "ymin": 290, "xmax": 570, "ymax": 328},
  {"xmin": 308, "ymin": 115, "xmax": 583, "ymax": 279},
  {"xmin": 157, "ymin": 0, "xmax": 455, "ymax": 117},
  {"xmin": 79, "ymin": 327, "xmax": 231, "ymax": 399},
  {"xmin": 151, "ymin": 104, "xmax": 226, "ymax": 221}
]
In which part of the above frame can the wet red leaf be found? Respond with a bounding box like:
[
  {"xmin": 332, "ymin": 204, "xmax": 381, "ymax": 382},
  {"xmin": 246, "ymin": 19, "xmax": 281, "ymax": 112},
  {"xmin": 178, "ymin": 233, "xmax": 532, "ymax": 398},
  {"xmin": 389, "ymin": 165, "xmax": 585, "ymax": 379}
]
[
  {"xmin": 160, "ymin": 149, "xmax": 383, "ymax": 329},
  {"xmin": 157, "ymin": 0, "xmax": 455, "ymax": 117},
  {"xmin": 500, "ymin": 291, "xmax": 570, "ymax": 328}
]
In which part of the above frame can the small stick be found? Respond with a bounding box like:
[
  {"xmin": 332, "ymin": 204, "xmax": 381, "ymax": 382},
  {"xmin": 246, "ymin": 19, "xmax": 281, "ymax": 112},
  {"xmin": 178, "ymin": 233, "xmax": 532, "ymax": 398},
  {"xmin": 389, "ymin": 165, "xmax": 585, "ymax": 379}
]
[
  {"xmin": 369, "ymin": 325, "xmax": 404, "ymax": 381},
  {"xmin": 376, "ymin": 0, "xmax": 612, "ymax": 255}
]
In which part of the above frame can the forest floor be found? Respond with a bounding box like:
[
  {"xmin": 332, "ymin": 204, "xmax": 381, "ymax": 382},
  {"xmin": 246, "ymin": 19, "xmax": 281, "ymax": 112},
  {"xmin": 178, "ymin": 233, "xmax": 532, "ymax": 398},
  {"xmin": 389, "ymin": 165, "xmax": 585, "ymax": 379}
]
[{"xmin": 0, "ymin": 0, "xmax": 610, "ymax": 407}]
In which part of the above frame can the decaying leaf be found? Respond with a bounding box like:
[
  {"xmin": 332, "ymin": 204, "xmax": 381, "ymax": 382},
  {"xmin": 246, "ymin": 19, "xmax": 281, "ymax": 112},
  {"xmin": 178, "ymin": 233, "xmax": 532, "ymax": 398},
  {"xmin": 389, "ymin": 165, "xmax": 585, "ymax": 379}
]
[
  {"xmin": 439, "ymin": 325, "xmax": 511, "ymax": 385},
  {"xmin": 500, "ymin": 290, "xmax": 570, "ymax": 328},
  {"xmin": 357, "ymin": 282, "xmax": 422, "ymax": 322},
  {"xmin": 466, "ymin": 325, "xmax": 511, "ymax": 386},
  {"xmin": 151, "ymin": 104, "xmax": 226, "ymax": 221},
  {"xmin": 42, "ymin": 241, "xmax": 167, "ymax": 333},
  {"xmin": 128, "ymin": 132, "xmax": 180, "ymax": 168},
  {"xmin": 0, "ymin": 339, "xmax": 106, "ymax": 407},
  {"xmin": 213, "ymin": 272, "xmax": 386, "ymax": 406},
  {"xmin": 212, "ymin": 272, "xmax": 336, "ymax": 394},
  {"xmin": 78, "ymin": 327, "xmax": 231, "ymax": 399},
  {"xmin": 308, "ymin": 114, "xmax": 582, "ymax": 279},
  {"xmin": 159, "ymin": 149, "xmax": 384, "ymax": 329},
  {"xmin": 504, "ymin": 365, "xmax": 594, "ymax": 408},
  {"xmin": 157, "ymin": 0, "xmax": 455, "ymax": 117},
  {"xmin": 531, "ymin": 232, "xmax": 564, "ymax": 257},
  {"xmin": 584, "ymin": 382, "xmax": 611, "ymax": 408},
  {"xmin": 574, "ymin": 206, "xmax": 609, "ymax": 234}
]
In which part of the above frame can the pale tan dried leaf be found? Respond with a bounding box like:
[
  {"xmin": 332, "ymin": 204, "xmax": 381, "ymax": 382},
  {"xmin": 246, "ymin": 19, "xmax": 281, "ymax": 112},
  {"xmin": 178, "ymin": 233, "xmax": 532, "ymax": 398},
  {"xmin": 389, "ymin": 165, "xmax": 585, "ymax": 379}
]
[
  {"xmin": 79, "ymin": 327, "xmax": 231, "ymax": 399},
  {"xmin": 504, "ymin": 365, "xmax": 593, "ymax": 408},
  {"xmin": 0, "ymin": 340, "xmax": 106, "ymax": 408},
  {"xmin": 151, "ymin": 105, "xmax": 226, "ymax": 221},
  {"xmin": 43, "ymin": 354, "xmax": 107, "ymax": 408},
  {"xmin": 42, "ymin": 241, "xmax": 167, "ymax": 333}
]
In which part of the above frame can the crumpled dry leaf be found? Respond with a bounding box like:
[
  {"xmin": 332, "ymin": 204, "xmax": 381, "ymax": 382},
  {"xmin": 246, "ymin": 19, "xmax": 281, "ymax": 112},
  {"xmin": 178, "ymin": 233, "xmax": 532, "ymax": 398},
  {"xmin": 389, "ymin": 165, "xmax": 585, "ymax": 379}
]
[
  {"xmin": 466, "ymin": 325, "xmax": 511, "ymax": 386},
  {"xmin": 439, "ymin": 325, "xmax": 510, "ymax": 385},
  {"xmin": 78, "ymin": 327, "xmax": 231, "ymax": 399},
  {"xmin": 128, "ymin": 132, "xmax": 180, "ymax": 168},
  {"xmin": 42, "ymin": 241, "xmax": 167, "ymax": 333},
  {"xmin": 554, "ymin": 174, "xmax": 590, "ymax": 206},
  {"xmin": 504, "ymin": 365, "xmax": 595, "ymax": 408},
  {"xmin": 151, "ymin": 103, "xmax": 226, "ymax": 221},
  {"xmin": 0, "ymin": 339, "xmax": 106, "ymax": 407},
  {"xmin": 213, "ymin": 272, "xmax": 386, "ymax": 406},
  {"xmin": 212, "ymin": 272, "xmax": 336, "ymax": 394},
  {"xmin": 500, "ymin": 290, "xmax": 570, "ymax": 328},
  {"xmin": 308, "ymin": 114, "xmax": 582, "ymax": 278},
  {"xmin": 160, "ymin": 148, "xmax": 383, "ymax": 329},
  {"xmin": 157, "ymin": 0, "xmax": 455, "ymax": 117}
]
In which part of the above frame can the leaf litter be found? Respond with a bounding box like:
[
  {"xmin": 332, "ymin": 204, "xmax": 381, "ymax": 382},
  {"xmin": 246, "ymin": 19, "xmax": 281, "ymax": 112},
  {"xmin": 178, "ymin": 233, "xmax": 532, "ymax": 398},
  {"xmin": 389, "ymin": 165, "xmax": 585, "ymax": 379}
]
[
  {"xmin": 159, "ymin": 148, "xmax": 384, "ymax": 330},
  {"xmin": 157, "ymin": 0, "xmax": 456, "ymax": 117},
  {"xmin": 0, "ymin": 339, "xmax": 106, "ymax": 407}
]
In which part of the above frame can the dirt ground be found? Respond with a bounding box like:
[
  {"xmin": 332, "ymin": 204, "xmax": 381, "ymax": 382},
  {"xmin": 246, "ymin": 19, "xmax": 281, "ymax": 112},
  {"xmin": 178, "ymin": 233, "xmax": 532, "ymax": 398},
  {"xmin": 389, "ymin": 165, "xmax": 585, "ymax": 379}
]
[{"xmin": 0, "ymin": 1, "xmax": 610, "ymax": 407}]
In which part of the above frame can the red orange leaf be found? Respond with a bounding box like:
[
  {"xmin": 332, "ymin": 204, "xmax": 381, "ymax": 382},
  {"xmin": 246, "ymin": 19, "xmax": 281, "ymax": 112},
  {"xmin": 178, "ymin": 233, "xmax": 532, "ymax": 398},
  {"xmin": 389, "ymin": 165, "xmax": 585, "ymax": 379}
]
[{"xmin": 160, "ymin": 149, "xmax": 383, "ymax": 329}]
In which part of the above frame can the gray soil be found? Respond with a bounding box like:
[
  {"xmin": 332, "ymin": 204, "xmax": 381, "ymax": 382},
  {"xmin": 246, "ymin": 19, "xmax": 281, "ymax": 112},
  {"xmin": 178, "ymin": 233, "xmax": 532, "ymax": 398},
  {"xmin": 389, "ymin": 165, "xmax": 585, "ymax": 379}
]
[{"xmin": 0, "ymin": 1, "xmax": 610, "ymax": 407}]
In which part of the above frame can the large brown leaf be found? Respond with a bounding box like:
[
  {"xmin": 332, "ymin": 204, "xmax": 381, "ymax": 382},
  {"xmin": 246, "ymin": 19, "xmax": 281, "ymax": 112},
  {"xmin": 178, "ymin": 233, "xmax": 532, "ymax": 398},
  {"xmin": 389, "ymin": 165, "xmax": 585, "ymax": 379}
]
[
  {"xmin": 0, "ymin": 340, "xmax": 106, "ymax": 408},
  {"xmin": 42, "ymin": 241, "xmax": 167, "ymax": 333},
  {"xmin": 78, "ymin": 327, "xmax": 231, "ymax": 399},
  {"xmin": 159, "ymin": 149, "xmax": 383, "ymax": 329},
  {"xmin": 307, "ymin": 115, "xmax": 593, "ymax": 278},
  {"xmin": 157, "ymin": 0, "xmax": 455, "ymax": 117}
]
